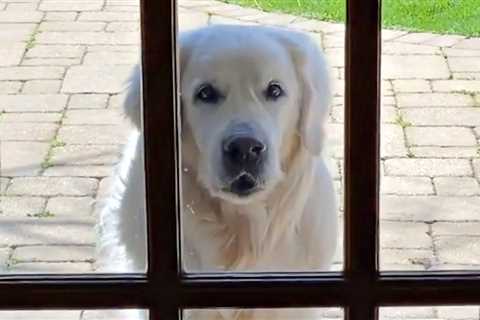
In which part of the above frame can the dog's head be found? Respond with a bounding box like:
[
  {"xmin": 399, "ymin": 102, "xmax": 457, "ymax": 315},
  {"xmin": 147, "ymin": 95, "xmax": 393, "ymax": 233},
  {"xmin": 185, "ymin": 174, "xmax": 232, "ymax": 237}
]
[{"xmin": 179, "ymin": 25, "xmax": 331, "ymax": 204}]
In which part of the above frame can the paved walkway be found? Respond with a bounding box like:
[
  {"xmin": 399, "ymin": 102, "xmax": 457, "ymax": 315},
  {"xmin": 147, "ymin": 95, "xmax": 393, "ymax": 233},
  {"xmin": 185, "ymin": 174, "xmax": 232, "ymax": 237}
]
[{"xmin": 0, "ymin": 0, "xmax": 479, "ymax": 318}]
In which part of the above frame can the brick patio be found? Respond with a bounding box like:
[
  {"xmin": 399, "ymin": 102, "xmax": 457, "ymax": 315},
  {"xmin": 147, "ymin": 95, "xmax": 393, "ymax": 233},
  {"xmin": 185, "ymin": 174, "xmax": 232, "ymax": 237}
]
[{"xmin": 0, "ymin": 0, "xmax": 479, "ymax": 318}]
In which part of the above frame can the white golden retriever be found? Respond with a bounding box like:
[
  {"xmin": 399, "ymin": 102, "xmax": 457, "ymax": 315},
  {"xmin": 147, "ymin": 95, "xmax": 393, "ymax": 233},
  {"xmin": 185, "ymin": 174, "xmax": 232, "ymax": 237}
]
[{"xmin": 96, "ymin": 25, "xmax": 338, "ymax": 319}]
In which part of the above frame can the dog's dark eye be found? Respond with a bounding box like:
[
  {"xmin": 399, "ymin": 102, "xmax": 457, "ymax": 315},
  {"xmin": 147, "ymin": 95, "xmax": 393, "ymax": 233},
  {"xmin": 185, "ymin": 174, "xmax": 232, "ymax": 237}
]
[
  {"xmin": 265, "ymin": 82, "xmax": 285, "ymax": 101},
  {"xmin": 195, "ymin": 84, "xmax": 221, "ymax": 104}
]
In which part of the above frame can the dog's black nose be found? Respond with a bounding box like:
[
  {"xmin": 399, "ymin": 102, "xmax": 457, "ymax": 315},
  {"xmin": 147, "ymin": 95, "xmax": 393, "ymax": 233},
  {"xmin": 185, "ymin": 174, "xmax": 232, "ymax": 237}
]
[{"xmin": 223, "ymin": 136, "xmax": 266, "ymax": 173}]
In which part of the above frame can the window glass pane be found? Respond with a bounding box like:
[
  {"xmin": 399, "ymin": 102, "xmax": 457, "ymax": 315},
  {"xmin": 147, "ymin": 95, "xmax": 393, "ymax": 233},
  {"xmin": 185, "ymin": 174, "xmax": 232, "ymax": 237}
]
[
  {"xmin": 0, "ymin": 310, "xmax": 148, "ymax": 320},
  {"xmin": 178, "ymin": 2, "xmax": 345, "ymax": 272},
  {"xmin": 0, "ymin": 0, "xmax": 147, "ymax": 273},
  {"xmin": 183, "ymin": 308, "xmax": 343, "ymax": 320},
  {"xmin": 379, "ymin": 1, "xmax": 480, "ymax": 271},
  {"xmin": 380, "ymin": 306, "xmax": 480, "ymax": 320}
]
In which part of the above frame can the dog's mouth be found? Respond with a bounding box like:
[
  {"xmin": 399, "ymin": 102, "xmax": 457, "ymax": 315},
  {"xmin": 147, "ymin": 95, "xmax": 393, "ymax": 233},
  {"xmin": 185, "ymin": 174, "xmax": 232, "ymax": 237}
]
[{"xmin": 224, "ymin": 172, "xmax": 262, "ymax": 197}]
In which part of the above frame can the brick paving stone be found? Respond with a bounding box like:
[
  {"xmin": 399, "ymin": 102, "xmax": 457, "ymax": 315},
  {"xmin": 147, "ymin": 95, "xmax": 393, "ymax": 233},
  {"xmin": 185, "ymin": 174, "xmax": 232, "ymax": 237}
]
[
  {"xmin": 380, "ymin": 221, "xmax": 431, "ymax": 249},
  {"xmin": 39, "ymin": 0, "xmax": 103, "ymax": 11},
  {"xmin": 0, "ymin": 310, "xmax": 81, "ymax": 320},
  {"xmin": 0, "ymin": 178, "xmax": 10, "ymax": 194},
  {"xmin": 104, "ymin": 5, "xmax": 139, "ymax": 12},
  {"xmin": 406, "ymin": 127, "xmax": 477, "ymax": 147},
  {"xmin": 381, "ymin": 124, "xmax": 408, "ymax": 158},
  {"xmin": 453, "ymin": 38, "xmax": 480, "ymax": 50},
  {"xmin": 410, "ymin": 146, "xmax": 478, "ymax": 158},
  {"xmin": 382, "ymin": 55, "xmax": 450, "ymax": 79},
  {"xmin": 380, "ymin": 106, "xmax": 398, "ymax": 123},
  {"xmin": 433, "ymin": 222, "xmax": 480, "ymax": 237},
  {"xmin": 10, "ymin": 262, "xmax": 92, "ymax": 273},
  {"xmin": 44, "ymin": 11, "xmax": 77, "ymax": 21},
  {"xmin": 178, "ymin": 10, "xmax": 209, "ymax": 31},
  {"xmin": 107, "ymin": 91, "xmax": 128, "ymax": 108},
  {"xmin": 434, "ymin": 177, "xmax": 480, "ymax": 196},
  {"xmin": 0, "ymin": 42, "xmax": 26, "ymax": 66},
  {"xmin": 69, "ymin": 93, "xmax": 109, "ymax": 109},
  {"xmin": 6, "ymin": 2, "xmax": 37, "ymax": 10},
  {"xmin": 78, "ymin": 11, "xmax": 140, "ymax": 21},
  {"xmin": 26, "ymin": 44, "xmax": 85, "ymax": 58},
  {"xmin": 106, "ymin": 21, "xmax": 139, "ymax": 32},
  {"xmin": 397, "ymin": 93, "xmax": 475, "ymax": 108},
  {"xmin": 384, "ymin": 159, "xmax": 472, "ymax": 176},
  {"xmin": 435, "ymin": 236, "xmax": 480, "ymax": 265},
  {"xmin": 0, "ymin": 217, "xmax": 95, "ymax": 245},
  {"xmin": 381, "ymin": 176, "xmax": 433, "ymax": 195},
  {"xmin": 63, "ymin": 109, "xmax": 123, "ymax": 125},
  {"xmin": 403, "ymin": 108, "xmax": 480, "ymax": 126},
  {"xmin": 0, "ymin": 81, "xmax": 22, "ymax": 94},
  {"xmin": 0, "ymin": 66, "xmax": 64, "ymax": 81},
  {"xmin": 46, "ymin": 196, "xmax": 94, "ymax": 216},
  {"xmin": 449, "ymin": 57, "xmax": 480, "ymax": 73},
  {"xmin": 13, "ymin": 245, "xmax": 94, "ymax": 262},
  {"xmin": 39, "ymin": 21, "xmax": 106, "ymax": 32},
  {"xmin": 0, "ymin": 11, "xmax": 43, "ymax": 22},
  {"xmin": 0, "ymin": 141, "xmax": 50, "ymax": 176},
  {"xmin": 431, "ymin": 79, "xmax": 480, "ymax": 92},
  {"xmin": 474, "ymin": 159, "xmax": 480, "ymax": 179},
  {"xmin": 392, "ymin": 79, "xmax": 431, "ymax": 93},
  {"xmin": 289, "ymin": 19, "xmax": 344, "ymax": 34},
  {"xmin": 0, "ymin": 196, "xmax": 45, "ymax": 216},
  {"xmin": 436, "ymin": 306, "xmax": 480, "ymax": 320},
  {"xmin": 57, "ymin": 125, "xmax": 127, "ymax": 144},
  {"xmin": 22, "ymin": 79, "xmax": 61, "ymax": 93},
  {"xmin": 423, "ymin": 35, "xmax": 465, "ymax": 47},
  {"xmin": 2, "ymin": 112, "xmax": 62, "ymax": 122},
  {"xmin": 37, "ymin": 31, "xmax": 139, "ymax": 45},
  {"xmin": 381, "ymin": 248, "xmax": 432, "ymax": 269},
  {"xmin": 0, "ymin": 122, "xmax": 57, "ymax": 141},
  {"xmin": 83, "ymin": 51, "xmax": 138, "ymax": 65},
  {"xmin": 444, "ymin": 48, "xmax": 480, "ymax": 57},
  {"xmin": 43, "ymin": 165, "xmax": 112, "ymax": 177},
  {"xmin": 50, "ymin": 145, "xmax": 120, "ymax": 165},
  {"xmin": 395, "ymin": 32, "xmax": 437, "ymax": 44},
  {"xmin": 6, "ymin": 177, "xmax": 97, "ymax": 196},
  {"xmin": 96, "ymin": 176, "xmax": 113, "ymax": 200},
  {"xmin": 82, "ymin": 310, "xmax": 146, "ymax": 320},
  {"xmin": 62, "ymin": 65, "xmax": 133, "ymax": 93},
  {"xmin": 430, "ymin": 264, "xmax": 480, "ymax": 271},
  {"xmin": 86, "ymin": 44, "xmax": 139, "ymax": 52},
  {"xmin": 0, "ymin": 248, "xmax": 10, "ymax": 271},
  {"xmin": 0, "ymin": 23, "xmax": 36, "ymax": 42},
  {"xmin": 380, "ymin": 307, "xmax": 436, "ymax": 319},
  {"xmin": 383, "ymin": 42, "xmax": 441, "ymax": 55},
  {"xmin": 22, "ymin": 57, "xmax": 81, "ymax": 66},
  {"xmin": 209, "ymin": 14, "xmax": 258, "ymax": 26},
  {"xmin": 381, "ymin": 195, "xmax": 480, "ymax": 221},
  {"xmin": 453, "ymin": 72, "xmax": 480, "ymax": 80}
]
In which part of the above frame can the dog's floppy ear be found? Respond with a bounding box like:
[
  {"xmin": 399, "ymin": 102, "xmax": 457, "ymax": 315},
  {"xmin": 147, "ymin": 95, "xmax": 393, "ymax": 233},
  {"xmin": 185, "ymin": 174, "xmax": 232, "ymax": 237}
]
[
  {"xmin": 122, "ymin": 31, "xmax": 197, "ymax": 130},
  {"xmin": 274, "ymin": 30, "xmax": 332, "ymax": 155}
]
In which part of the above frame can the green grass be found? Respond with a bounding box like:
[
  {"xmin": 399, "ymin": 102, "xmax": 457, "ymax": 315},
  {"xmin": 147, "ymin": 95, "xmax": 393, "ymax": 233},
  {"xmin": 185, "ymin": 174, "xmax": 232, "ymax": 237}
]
[{"xmin": 223, "ymin": 0, "xmax": 480, "ymax": 36}]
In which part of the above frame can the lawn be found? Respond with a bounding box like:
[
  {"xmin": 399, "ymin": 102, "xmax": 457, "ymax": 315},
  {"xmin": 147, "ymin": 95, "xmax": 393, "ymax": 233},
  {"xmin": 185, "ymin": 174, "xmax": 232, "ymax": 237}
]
[{"xmin": 222, "ymin": 0, "xmax": 480, "ymax": 36}]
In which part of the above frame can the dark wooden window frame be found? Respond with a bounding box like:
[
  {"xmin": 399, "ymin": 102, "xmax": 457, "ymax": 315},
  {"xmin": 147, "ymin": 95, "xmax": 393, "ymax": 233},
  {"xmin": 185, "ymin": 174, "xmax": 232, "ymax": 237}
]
[{"xmin": 1, "ymin": 0, "xmax": 479, "ymax": 319}]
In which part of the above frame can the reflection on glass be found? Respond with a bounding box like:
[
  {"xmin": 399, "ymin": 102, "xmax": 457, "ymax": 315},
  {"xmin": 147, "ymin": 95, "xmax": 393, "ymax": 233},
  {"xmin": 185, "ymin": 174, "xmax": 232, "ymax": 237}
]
[
  {"xmin": 0, "ymin": 310, "xmax": 147, "ymax": 320},
  {"xmin": 0, "ymin": 0, "xmax": 145, "ymax": 274},
  {"xmin": 179, "ymin": 5, "xmax": 345, "ymax": 273},
  {"xmin": 380, "ymin": 306, "xmax": 480, "ymax": 320},
  {"xmin": 184, "ymin": 308, "xmax": 343, "ymax": 320},
  {"xmin": 379, "ymin": 2, "xmax": 480, "ymax": 271}
]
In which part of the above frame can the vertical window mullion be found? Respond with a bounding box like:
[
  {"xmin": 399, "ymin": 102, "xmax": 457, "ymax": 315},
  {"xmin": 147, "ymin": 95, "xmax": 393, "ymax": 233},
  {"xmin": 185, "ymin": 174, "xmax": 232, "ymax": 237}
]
[
  {"xmin": 344, "ymin": 0, "xmax": 381, "ymax": 318},
  {"xmin": 141, "ymin": 0, "xmax": 181, "ymax": 306}
]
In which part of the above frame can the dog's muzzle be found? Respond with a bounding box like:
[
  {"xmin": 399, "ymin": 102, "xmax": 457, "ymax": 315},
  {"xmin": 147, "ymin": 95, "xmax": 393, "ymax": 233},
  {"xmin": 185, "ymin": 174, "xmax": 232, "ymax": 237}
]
[{"xmin": 222, "ymin": 124, "xmax": 267, "ymax": 196}]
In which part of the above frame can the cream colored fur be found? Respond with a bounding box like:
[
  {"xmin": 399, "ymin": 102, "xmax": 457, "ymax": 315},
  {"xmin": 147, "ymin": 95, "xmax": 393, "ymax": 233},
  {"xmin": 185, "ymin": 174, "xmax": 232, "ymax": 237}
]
[{"xmin": 96, "ymin": 25, "xmax": 338, "ymax": 320}]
